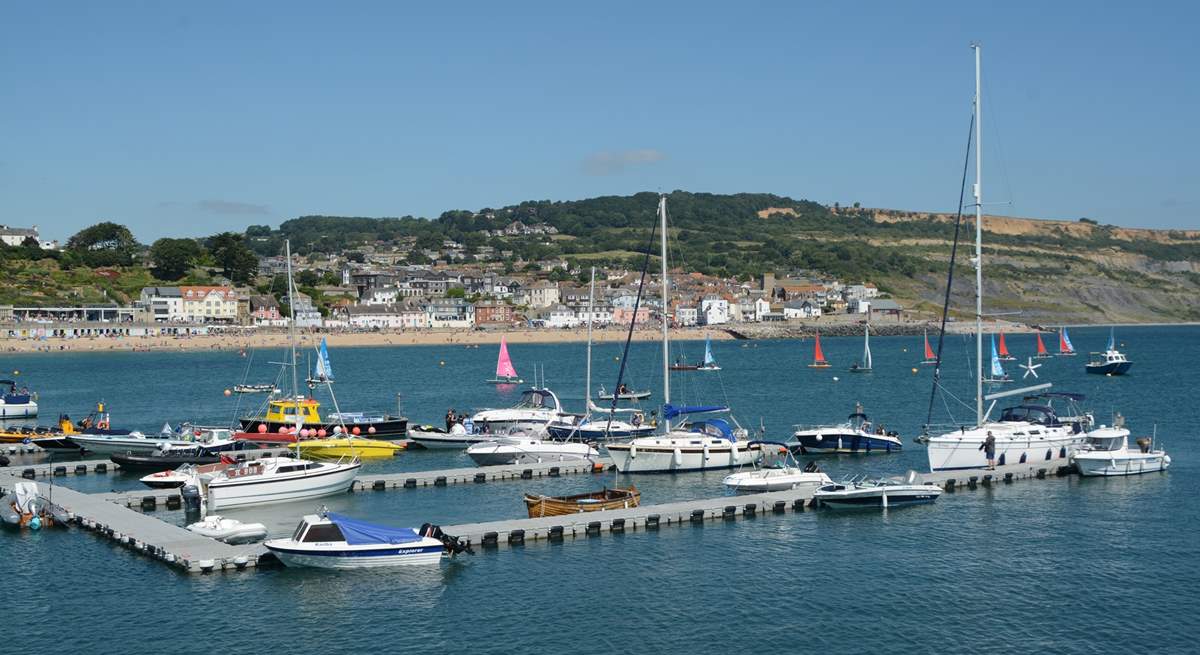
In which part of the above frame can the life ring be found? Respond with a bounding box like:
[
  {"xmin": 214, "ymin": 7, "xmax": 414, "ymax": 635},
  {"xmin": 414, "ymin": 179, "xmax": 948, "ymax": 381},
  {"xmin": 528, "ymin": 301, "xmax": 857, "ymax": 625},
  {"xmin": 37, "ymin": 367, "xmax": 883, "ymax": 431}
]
[{"xmin": 96, "ymin": 420, "xmax": 109, "ymax": 430}]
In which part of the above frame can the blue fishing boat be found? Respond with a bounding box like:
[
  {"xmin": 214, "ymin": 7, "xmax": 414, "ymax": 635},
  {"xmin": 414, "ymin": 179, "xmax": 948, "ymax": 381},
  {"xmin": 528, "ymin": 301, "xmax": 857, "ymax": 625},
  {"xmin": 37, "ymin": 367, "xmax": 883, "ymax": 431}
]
[{"xmin": 1086, "ymin": 329, "xmax": 1132, "ymax": 375}]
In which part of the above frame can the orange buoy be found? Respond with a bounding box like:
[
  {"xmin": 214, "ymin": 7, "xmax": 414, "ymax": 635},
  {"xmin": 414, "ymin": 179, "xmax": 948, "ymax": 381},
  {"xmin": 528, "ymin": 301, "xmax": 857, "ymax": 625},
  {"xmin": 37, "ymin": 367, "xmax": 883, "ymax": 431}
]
[{"xmin": 257, "ymin": 424, "xmax": 268, "ymax": 434}]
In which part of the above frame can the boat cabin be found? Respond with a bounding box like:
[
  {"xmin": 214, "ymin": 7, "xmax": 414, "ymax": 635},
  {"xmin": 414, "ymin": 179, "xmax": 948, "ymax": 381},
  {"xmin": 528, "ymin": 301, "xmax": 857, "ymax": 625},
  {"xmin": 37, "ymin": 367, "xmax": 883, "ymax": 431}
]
[
  {"xmin": 291, "ymin": 515, "xmax": 347, "ymax": 544},
  {"xmin": 264, "ymin": 398, "xmax": 323, "ymax": 425},
  {"xmin": 514, "ymin": 389, "xmax": 562, "ymax": 412},
  {"xmin": 1083, "ymin": 427, "xmax": 1128, "ymax": 452}
]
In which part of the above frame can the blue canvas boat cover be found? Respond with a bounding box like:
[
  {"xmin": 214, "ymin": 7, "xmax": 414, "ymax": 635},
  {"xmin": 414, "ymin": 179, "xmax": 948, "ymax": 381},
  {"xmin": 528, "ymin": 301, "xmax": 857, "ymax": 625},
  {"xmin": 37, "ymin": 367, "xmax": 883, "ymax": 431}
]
[{"xmin": 327, "ymin": 513, "xmax": 423, "ymax": 545}]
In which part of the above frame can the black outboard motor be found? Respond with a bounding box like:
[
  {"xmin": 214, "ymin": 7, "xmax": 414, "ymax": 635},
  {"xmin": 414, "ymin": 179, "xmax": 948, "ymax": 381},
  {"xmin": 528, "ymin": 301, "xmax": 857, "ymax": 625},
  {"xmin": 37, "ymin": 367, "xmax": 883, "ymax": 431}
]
[
  {"xmin": 0, "ymin": 454, "xmax": 9, "ymax": 468},
  {"xmin": 421, "ymin": 522, "xmax": 474, "ymax": 556},
  {"xmin": 181, "ymin": 483, "xmax": 202, "ymax": 512}
]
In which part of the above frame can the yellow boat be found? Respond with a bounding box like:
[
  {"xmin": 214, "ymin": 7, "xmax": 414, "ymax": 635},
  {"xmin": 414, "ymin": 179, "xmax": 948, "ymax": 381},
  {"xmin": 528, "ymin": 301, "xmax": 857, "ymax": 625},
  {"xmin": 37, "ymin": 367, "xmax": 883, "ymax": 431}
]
[{"xmin": 293, "ymin": 437, "xmax": 406, "ymax": 459}]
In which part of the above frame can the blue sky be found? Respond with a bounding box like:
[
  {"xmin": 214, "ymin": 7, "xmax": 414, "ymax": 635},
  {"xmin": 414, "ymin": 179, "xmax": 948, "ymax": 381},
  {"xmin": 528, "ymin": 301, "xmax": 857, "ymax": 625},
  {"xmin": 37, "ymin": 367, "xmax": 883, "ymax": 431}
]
[{"xmin": 2, "ymin": 1, "xmax": 1196, "ymax": 242}]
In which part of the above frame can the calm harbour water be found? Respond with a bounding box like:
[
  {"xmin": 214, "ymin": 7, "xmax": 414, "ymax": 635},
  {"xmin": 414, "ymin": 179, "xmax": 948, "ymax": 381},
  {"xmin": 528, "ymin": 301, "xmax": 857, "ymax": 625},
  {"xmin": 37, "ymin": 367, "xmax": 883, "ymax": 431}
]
[{"xmin": 3, "ymin": 326, "xmax": 1198, "ymax": 654}]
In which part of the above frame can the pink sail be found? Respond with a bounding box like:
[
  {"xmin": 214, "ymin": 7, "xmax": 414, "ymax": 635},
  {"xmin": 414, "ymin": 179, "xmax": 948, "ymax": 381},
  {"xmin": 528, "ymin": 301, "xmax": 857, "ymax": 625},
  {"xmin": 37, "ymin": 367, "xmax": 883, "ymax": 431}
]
[{"xmin": 495, "ymin": 337, "xmax": 518, "ymax": 379}]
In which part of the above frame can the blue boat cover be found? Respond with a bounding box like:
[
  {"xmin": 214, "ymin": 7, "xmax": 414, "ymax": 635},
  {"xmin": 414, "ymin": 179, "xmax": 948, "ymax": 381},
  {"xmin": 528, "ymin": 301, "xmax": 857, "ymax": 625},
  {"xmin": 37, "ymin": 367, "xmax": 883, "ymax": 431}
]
[
  {"xmin": 327, "ymin": 513, "xmax": 423, "ymax": 546},
  {"xmin": 664, "ymin": 403, "xmax": 728, "ymax": 419},
  {"xmin": 687, "ymin": 418, "xmax": 735, "ymax": 440}
]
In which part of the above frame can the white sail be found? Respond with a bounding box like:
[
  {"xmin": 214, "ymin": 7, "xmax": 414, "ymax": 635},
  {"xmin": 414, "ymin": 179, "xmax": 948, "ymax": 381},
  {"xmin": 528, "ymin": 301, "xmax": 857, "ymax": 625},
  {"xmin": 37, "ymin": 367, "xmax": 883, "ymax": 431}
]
[{"xmin": 862, "ymin": 325, "xmax": 873, "ymax": 369}]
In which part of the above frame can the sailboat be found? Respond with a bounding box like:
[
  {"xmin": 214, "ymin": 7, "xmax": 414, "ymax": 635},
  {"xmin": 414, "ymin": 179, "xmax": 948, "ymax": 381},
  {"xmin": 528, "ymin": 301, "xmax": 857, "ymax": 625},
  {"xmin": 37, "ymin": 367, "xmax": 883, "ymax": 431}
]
[
  {"xmin": 485, "ymin": 337, "xmax": 523, "ymax": 384},
  {"xmin": 807, "ymin": 331, "xmax": 831, "ymax": 369},
  {"xmin": 924, "ymin": 44, "xmax": 1091, "ymax": 472},
  {"xmin": 983, "ymin": 334, "xmax": 1012, "ymax": 383},
  {"xmin": 605, "ymin": 195, "xmax": 760, "ymax": 473},
  {"xmin": 1057, "ymin": 327, "xmax": 1077, "ymax": 356},
  {"xmin": 997, "ymin": 331, "xmax": 1015, "ymax": 360},
  {"xmin": 1085, "ymin": 328, "xmax": 1132, "ymax": 375},
  {"xmin": 696, "ymin": 336, "xmax": 721, "ymax": 371},
  {"xmin": 1034, "ymin": 331, "xmax": 1052, "ymax": 359},
  {"xmin": 920, "ymin": 329, "xmax": 938, "ymax": 365},
  {"xmin": 849, "ymin": 325, "xmax": 872, "ymax": 373},
  {"xmin": 305, "ymin": 337, "xmax": 334, "ymax": 387}
]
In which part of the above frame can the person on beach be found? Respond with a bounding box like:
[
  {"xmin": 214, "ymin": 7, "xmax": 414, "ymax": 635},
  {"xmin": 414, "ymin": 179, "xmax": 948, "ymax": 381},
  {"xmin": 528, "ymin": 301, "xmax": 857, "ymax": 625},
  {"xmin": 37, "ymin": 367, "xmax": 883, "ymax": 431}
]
[{"xmin": 979, "ymin": 431, "xmax": 997, "ymax": 469}]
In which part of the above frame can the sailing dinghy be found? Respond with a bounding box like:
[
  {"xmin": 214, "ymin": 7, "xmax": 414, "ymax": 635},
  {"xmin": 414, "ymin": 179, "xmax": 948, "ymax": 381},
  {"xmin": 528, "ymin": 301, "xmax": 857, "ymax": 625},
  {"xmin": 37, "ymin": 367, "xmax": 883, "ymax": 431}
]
[
  {"xmin": 1058, "ymin": 328, "xmax": 1077, "ymax": 356},
  {"xmin": 921, "ymin": 329, "xmax": 938, "ymax": 365},
  {"xmin": 849, "ymin": 324, "xmax": 872, "ymax": 373},
  {"xmin": 1034, "ymin": 332, "xmax": 1052, "ymax": 359},
  {"xmin": 807, "ymin": 331, "xmax": 831, "ymax": 369},
  {"xmin": 486, "ymin": 337, "xmax": 523, "ymax": 384},
  {"xmin": 983, "ymin": 334, "xmax": 1012, "ymax": 383},
  {"xmin": 997, "ymin": 331, "xmax": 1015, "ymax": 360}
]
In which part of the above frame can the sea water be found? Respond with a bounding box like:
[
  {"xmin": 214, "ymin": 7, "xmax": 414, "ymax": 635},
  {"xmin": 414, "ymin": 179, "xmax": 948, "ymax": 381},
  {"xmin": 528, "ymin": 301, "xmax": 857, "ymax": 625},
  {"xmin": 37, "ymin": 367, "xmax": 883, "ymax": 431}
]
[{"xmin": 2, "ymin": 326, "xmax": 1197, "ymax": 654}]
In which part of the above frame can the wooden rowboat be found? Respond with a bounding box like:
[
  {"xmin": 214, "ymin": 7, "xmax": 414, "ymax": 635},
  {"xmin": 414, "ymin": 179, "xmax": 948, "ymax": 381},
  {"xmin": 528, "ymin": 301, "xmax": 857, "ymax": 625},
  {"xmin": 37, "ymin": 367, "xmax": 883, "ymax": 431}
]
[{"xmin": 523, "ymin": 486, "xmax": 640, "ymax": 518}]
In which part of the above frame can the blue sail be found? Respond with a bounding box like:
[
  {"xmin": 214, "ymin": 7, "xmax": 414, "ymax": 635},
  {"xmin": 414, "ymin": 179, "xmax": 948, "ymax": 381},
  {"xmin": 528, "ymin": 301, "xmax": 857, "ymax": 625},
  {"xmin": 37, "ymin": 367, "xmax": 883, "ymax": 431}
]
[
  {"xmin": 314, "ymin": 337, "xmax": 334, "ymax": 381},
  {"xmin": 703, "ymin": 337, "xmax": 716, "ymax": 366},
  {"xmin": 990, "ymin": 334, "xmax": 1005, "ymax": 378}
]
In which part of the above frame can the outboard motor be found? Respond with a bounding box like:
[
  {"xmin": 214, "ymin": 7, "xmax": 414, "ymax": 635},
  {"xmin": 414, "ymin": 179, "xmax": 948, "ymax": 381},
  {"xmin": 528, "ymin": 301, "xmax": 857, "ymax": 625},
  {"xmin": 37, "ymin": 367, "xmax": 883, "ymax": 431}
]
[
  {"xmin": 420, "ymin": 523, "xmax": 474, "ymax": 556},
  {"xmin": 181, "ymin": 483, "xmax": 203, "ymax": 512}
]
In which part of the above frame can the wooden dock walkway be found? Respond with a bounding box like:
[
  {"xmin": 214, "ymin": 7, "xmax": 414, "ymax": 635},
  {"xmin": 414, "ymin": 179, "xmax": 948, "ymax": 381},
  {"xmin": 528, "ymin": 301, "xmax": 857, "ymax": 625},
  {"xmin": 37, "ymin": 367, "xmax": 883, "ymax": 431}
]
[{"xmin": 0, "ymin": 472, "xmax": 264, "ymax": 574}]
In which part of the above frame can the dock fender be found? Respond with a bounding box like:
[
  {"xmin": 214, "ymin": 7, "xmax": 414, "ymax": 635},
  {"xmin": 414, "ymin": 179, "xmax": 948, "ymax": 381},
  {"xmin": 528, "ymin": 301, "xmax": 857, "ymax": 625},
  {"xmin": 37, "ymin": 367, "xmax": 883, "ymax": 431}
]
[
  {"xmin": 729, "ymin": 442, "xmax": 740, "ymax": 465},
  {"xmin": 673, "ymin": 448, "xmax": 683, "ymax": 467},
  {"xmin": 629, "ymin": 443, "xmax": 636, "ymax": 459},
  {"xmin": 702, "ymin": 443, "xmax": 710, "ymax": 462}
]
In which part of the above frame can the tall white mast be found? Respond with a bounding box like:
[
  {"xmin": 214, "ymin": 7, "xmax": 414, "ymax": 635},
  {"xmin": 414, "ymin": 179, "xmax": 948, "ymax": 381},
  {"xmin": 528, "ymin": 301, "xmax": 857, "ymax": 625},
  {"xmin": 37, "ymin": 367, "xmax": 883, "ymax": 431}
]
[
  {"xmin": 285, "ymin": 239, "xmax": 299, "ymax": 406},
  {"xmin": 972, "ymin": 43, "xmax": 984, "ymax": 425},
  {"xmin": 658, "ymin": 195, "xmax": 671, "ymax": 432},
  {"xmin": 585, "ymin": 266, "xmax": 595, "ymax": 407}
]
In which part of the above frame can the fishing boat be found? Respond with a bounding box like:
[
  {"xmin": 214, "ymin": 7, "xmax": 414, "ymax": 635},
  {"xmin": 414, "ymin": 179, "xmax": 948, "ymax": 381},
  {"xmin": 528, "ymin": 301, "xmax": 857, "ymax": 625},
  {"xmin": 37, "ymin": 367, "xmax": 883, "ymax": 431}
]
[
  {"xmin": 923, "ymin": 46, "xmax": 1094, "ymax": 472},
  {"xmin": 236, "ymin": 396, "xmax": 408, "ymax": 440},
  {"xmin": 983, "ymin": 334, "xmax": 1013, "ymax": 384},
  {"xmin": 696, "ymin": 336, "xmax": 721, "ymax": 371},
  {"xmin": 921, "ymin": 330, "xmax": 938, "ymax": 365},
  {"xmin": 848, "ymin": 324, "xmax": 872, "ymax": 373},
  {"xmin": 305, "ymin": 337, "xmax": 335, "ymax": 387},
  {"xmin": 605, "ymin": 195, "xmax": 760, "ymax": 473},
  {"xmin": 1073, "ymin": 419, "xmax": 1169, "ymax": 476},
  {"xmin": 546, "ymin": 266, "xmax": 655, "ymax": 443},
  {"xmin": 596, "ymin": 384, "xmax": 652, "ymax": 401},
  {"xmin": 814, "ymin": 472, "xmax": 943, "ymax": 509},
  {"xmin": 807, "ymin": 331, "xmax": 831, "ymax": 369},
  {"xmin": 186, "ymin": 515, "xmax": 268, "ymax": 544},
  {"xmin": 0, "ymin": 380, "xmax": 37, "ymax": 418},
  {"xmin": 1034, "ymin": 331, "xmax": 1053, "ymax": 359},
  {"xmin": 722, "ymin": 443, "xmax": 832, "ymax": 492},
  {"xmin": 997, "ymin": 331, "xmax": 1015, "ymax": 360},
  {"xmin": 485, "ymin": 337, "xmax": 523, "ymax": 384},
  {"xmin": 790, "ymin": 403, "xmax": 902, "ymax": 454},
  {"xmin": 1086, "ymin": 328, "xmax": 1132, "ymax": 375},
  {"xmin": 523, "ymin": 486, "xmax": 640, "ymax": 518},
  {"xmin": 264, "ymin": 512, "xmax": 471, "ymax": 569},
  {"xmin": 233, "ymin": 383, "xmax": 279, "ymax": 394},
  {"xmin": 407, "ymin": 424, "xmax": 494, "ymax": 450},
  {"xmin": 1057, "ymin": 327, "xmax": 1077, "ymax": 356}
]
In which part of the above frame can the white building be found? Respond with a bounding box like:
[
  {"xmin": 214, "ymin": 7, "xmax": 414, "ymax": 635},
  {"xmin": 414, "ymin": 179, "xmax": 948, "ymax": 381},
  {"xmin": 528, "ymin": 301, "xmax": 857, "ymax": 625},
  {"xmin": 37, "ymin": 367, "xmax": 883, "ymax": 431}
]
[
  {"xmin": 783, "ymin": 300, "xmax": 823, "ymax": 319},
  {"xmin": 676, "ymin": 306, "xmax": 699, "ymax": 327},
  {"xmin": 540, "ymin": 304, "xmax": 579, "ymax": 329},
  {"xmin": 574, "ymin": 303, "xmax": 613, "ymax": 326},
  {"xmin": 516, "ymin": 282, "xmax": 560, "ymax": 309},
  {"xmin": 139, "ymin": 286, "xmax": 184, "ymax": 322},
  {"xmin": 425, "ymin": 298, "xmax": 475, "ymax": 329},
  {"xmin": 346, "ymin": 303, "xmax": 428, "ymax": 329},
  {"xmin": 700, "ymin": 297, "xmax": 730, "ymax": 326},
  {"xmin": 847, "ymin": 299, "xmax": 870, "ymax": 314},
  {"xmin": 180, "ymin": 286, "xmax": 238, "ymax": 323},
  {"xmin": 291, "ymin": 292, "xmax": 324, "ymax": 328},
  {"xmin": 0, "ymin": 225, "xmax": 56, "ymax": 249}
]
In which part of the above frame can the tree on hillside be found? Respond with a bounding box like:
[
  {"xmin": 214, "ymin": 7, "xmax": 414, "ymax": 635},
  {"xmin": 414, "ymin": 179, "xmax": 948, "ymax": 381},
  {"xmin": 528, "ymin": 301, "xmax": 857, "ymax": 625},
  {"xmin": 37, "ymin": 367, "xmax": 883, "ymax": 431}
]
[
  {"xmin": 149, "ymin": 238, "xmax": 203, "ymax": 280},
  {"xmin": 205, "ymin": 232, "xmax": 259, "ymax": 284},
  {"xmin": 66, "ymin": 222, "xmax": 139, "ymax": 266}
]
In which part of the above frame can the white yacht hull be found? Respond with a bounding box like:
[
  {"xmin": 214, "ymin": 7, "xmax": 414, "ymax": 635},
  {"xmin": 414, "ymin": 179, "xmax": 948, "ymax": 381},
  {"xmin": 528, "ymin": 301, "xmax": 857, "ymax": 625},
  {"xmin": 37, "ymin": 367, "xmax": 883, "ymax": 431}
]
[
  {"xmin": 926, "ymin": 429, "xmax": 1086, "ymax": 472},
  {"xmin": 1075, "ymin": 452, "xmax": 1170, "ymax": 477},
  {"xmin": 723, "ymin": 471, "xmax": 830, "ymax": 492},
  {"xmin": 607, "ymin": 439, "xmax": 760, "ymax": 473},
  {"xmin": 206, "ymin": 463, "xmax": 361, "ymax": 510},
  {"xmin": 0, "ymin": 401, "xmax": 37, "ymax": 418}
]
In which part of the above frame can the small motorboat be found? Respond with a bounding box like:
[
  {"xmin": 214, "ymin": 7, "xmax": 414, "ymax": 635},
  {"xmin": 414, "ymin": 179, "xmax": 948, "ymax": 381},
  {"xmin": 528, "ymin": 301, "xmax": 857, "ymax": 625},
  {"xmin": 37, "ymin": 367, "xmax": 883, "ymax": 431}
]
[
  {"xmin": 113, "ymin": 448, "xmax": 224, "ymax": 472},
  {"xmin": 186, "ymin": 515, "xmax": 269, "ymax": 544},
  {"xmin": 524, "ymin": 486, "xmax": 640, "ymax": 518},
  {"xmin": 408, "ymin": 425, "xmax": 493, "ymax": 450},
  {"xmin": 1073, "ymin": 420, "xmax": 1169, "ymax": 476},
  {"xmin": 234, "ymin": 383, "xmax": 280, "ymax": 394},
  {"xmin": 264, "ymin": 512, "xmax": 471, "ymax": 569},
  {"xmin": 596, "ymin": 385, "xmax": 652, "ymax": 401},
  {"xmin": 1, "ymin": 481, "xmax": 70, "ymax": 528},
  {"xmin": 722, "ymin": 442, "xmax": 832, "ymax": 492},
  {"xmin": 790, "ymin": 403, "xmax": 903, "ymax": 455},
  {"xmin": 1085, "ymin": 329, "xmax": 1133, "ymax": 376},
  {"xmin": 466, "ymin": 436, "xmax": 599, "ymax": 467},
  {"xmin": 0, "ymin": 379, "xmax": 37, "ymax": 418},
  {"xmin": 814, "ymin": 472, "xmax": 943, "ymax": 509}
]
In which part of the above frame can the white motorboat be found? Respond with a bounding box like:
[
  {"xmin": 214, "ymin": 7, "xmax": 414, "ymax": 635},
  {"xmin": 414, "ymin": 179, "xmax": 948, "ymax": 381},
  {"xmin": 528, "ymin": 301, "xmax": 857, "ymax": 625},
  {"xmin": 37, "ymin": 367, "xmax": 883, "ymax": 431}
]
[
  {"xmin": 466, "ymin": 436, "xmax": 599, "ymax": 467},
  {"xmin": 722, "ymin": 442, "xmax": 832, "ymax": 492},
  {"xmin": 1073, "ymin": 422, "xmax": 1170, "ymax": 477},
  {"xmin": 814, "ymin": 473, "xmax": 944, "ymax": 509},
  {"xmin": 0, "ymin": 380, "xmax": 37, "ymax": 418},
  {"xmin": 606, "ymin": 196, "xmax": 758, "ymax": 473},
  {"xmin": 186, "ymin": 515, "xmax": 268, "ymax": 544},
  {"xmin": 596, "ymin": 385, "xmax": 651, "ymax": 401},
  {"xmin": 791, "ymin": 403, "xmax": 902, "ymax": 454},
  {"xmin": 264, "ymin": 512, "xmax": 471, "ymax": 569},
  {"xmin": 408, "ymin": 424, "xmax": 493, "ymax": 450},
  {"xmin": 186, "ymin": 456, "xmax": 361, "ymax": 510},
  {"xmin": 68, "ymin": 431, "xmax": 189, "ymax": 456},
  {"xmin": 469, "ymin": 388, "xmax": 569, "ymax": 435}
]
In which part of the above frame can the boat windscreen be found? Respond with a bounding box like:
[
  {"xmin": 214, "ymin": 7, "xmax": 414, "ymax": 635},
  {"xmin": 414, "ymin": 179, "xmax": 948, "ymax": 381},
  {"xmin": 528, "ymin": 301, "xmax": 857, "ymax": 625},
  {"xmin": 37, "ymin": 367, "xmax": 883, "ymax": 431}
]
[{"xmin": 327, "ymin": 513, "xmax": 424, "ymax": 546}]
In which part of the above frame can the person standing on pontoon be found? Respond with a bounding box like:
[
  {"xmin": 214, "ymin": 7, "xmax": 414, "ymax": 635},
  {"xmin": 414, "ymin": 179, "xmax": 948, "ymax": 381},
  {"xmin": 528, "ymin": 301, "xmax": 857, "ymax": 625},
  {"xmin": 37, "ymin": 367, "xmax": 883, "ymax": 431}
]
[{"xmin": 979, "ymin": 431, "xmax": 997, "ymax": 470}]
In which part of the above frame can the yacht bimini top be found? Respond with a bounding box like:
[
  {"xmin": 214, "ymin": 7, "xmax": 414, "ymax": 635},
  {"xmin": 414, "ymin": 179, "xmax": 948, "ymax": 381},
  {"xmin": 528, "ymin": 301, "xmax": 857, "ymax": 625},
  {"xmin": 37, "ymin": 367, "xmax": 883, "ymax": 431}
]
[{"xmin": 514, "ymin": 389, "xmax": 562, "ymax": 411}]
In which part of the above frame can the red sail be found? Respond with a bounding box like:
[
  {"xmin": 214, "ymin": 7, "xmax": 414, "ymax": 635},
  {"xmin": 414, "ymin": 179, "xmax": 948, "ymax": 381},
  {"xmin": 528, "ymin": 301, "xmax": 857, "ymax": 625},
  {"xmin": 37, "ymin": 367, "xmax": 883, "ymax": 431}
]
[
  {"xmin": 813, "ymin": 332, "xmax": 828, "ymax": 364},
  {"xmin": 998, "ymin": 331, "xmax": 1011, "ymax": 357},
  {"xmin": 1036, "ymin": 332, "xmax": 1048, "ymax": 355},
  {"xmin": 924, "ymin": 335, "xmax": 935, "ymax": 360}
]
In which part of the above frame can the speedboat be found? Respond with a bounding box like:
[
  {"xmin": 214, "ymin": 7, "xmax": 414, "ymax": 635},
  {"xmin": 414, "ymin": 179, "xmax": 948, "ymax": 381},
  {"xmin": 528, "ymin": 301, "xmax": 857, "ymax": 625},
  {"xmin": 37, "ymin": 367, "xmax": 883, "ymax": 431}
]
[
  {"xmin": 468, "ymin": 388, "xmax": 570, "ymax": 435},
  {"xmin": 814, "ymin": 472, "xmax": 943, "ymax": 509},
  {"xmin": 723, "ymin": 442, "xmax": 832, "ymax": 492},
  {"xmin": 69, "ymin": 431, "xmax": 189, "ymax": 456},
  {"xmin": 466, "ymin": 434, "xmax": 599, "ymax": 467},
  {"xmin": 596, "ymin": 385, "xmax": 651, "ymax": 401},
  {"xmin": 116, "ymin": 448, "xmax": 223, "ymax": 473},
  {"xmin": 1086, "ymin": 330, "xmax": 1132, "ymax": 375},
  {"xmin": 790, "ymin": 404, "xmax": 902, "ymax": 455},
  {"xmin": 408, "ymin": 424, "xmax": 493, "ymax": 450},
  {"xmin": 184, "ymin": 456, "xmax": 361, "ymax": 510},
  {"xmin": 264, "ymin": 512, "xmax": 471, "ymax": 569},
  {"xmin": 925, "ymin": 392, "xmax": 1092, "ymax": 472},
  {"xmin": 1073, "ymin": 422, "xmax": 1170, "ymax": 476},
  {"xmin": 0, "ymin": 380, "xmax": 37, "ymax": 418},
  {"xmin": 186, "ymin": 515, "xmax": 268, "ymax": 544}
]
